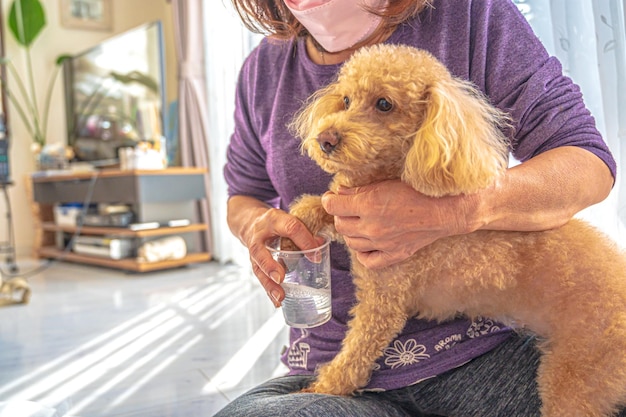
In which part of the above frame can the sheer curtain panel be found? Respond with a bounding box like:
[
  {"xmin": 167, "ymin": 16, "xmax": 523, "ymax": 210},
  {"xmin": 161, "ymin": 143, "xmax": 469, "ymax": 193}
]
[
  {"xmin": 172, "ymin": 0, "xmax": 213, "ymax": 255},
  {"xmin": 204, "ymin": 2, "xmax": 261, "ymax": 264}
]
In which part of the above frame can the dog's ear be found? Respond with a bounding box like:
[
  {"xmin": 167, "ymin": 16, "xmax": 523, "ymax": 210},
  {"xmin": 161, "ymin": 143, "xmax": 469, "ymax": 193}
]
[{"xmin": 402, "ymin": 78, "xmax": 510, "ymax": 197}]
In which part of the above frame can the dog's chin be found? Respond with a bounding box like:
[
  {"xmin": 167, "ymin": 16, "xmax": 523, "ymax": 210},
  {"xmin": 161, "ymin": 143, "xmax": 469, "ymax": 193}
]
[
  {"xmin": 304, "ymin": 141, "xmax": 392, "ymax": 180},
  {"xmin": 312, "ymin": 158, "xmax": 399, "ymax": 188},
  {"xmin": 303, "ymin": 144, "xmax": 338, "ymax": 173},
  {"xmin": 310, "ymin": 157, "xmax": 343, "ymax": 175}
]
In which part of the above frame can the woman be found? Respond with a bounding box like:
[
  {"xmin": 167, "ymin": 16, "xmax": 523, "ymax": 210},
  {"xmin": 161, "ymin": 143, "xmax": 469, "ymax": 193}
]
[{"xmin": 216, "ymin": 1, "xmax": 618, "ymax": 415}]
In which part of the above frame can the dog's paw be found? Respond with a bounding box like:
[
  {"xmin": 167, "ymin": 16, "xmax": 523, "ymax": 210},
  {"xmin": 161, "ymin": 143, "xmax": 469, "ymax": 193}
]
[
  {"xmin": 289, "ymin": 194, "xmax": 334, "ymax": 236},
  {"xmin": 278, "ymin": 237, "xmax": 299, "ymax": 252}
]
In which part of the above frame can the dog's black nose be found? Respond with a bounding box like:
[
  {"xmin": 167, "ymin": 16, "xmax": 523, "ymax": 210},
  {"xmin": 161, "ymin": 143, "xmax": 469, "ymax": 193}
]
[{"xmin": 317, "ymin": 130, "xmax": 341, "ymax": 154}]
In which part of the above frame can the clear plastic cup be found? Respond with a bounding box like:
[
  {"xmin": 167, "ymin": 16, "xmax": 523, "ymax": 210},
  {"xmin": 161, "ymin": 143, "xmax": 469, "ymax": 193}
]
[{"xmin": 266, "ymin": 235, "xmax": 332, "ymax": 328}]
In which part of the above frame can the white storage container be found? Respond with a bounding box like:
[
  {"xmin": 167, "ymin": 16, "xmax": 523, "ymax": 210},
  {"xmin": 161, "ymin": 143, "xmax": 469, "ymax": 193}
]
[{"xmin": 53, "ymin": 204, "xmax": 83, "ymax": 227}]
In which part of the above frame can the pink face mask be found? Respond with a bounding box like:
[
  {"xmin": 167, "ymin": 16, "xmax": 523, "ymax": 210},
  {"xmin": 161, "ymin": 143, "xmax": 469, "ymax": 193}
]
[{"xmin": 284, "ymin": 0, "xmax": 388, "ymax": 53}]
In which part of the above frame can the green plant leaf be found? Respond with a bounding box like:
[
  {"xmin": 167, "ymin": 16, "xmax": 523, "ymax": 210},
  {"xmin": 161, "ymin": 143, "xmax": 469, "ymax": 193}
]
[
  {"xmin": 8, "ymin": 0, "xmax": 46, "ymax": 47},
  {"xmin": 56, "ymin": 54, "xmax": 72, "ymax": 66},
  {"xmin": 110, "ymin": 70, "xmax": 159, "ymax": 94}
]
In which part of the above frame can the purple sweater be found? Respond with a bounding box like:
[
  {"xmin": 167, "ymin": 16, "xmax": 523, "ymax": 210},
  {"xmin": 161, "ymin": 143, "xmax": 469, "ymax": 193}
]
[{"xmin": 224, "ymin": 0, "xmax": 616, "ymax": 391}]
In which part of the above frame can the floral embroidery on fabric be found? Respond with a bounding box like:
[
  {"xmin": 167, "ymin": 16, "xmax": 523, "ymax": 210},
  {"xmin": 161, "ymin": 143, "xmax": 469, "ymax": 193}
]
[
  {"xmin": 383, "ymin": 339, "xmax": 430, "ymax": 369},
  {"xmin": 467, "ymin": 316, "xmax": 501, "ymax": 338}
]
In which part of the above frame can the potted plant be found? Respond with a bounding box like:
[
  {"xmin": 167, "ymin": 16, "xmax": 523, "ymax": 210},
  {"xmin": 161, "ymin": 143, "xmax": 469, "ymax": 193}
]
[{"xmin": 0, "ymin": 0, "xmax": 69, "ymax": 161}]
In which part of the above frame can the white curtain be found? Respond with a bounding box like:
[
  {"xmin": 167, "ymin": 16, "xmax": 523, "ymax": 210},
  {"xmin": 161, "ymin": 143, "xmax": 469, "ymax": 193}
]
[
  {"xmin": 172, "ymin": 0, "xmax": 214, "ymax": 254},
  {"xmin": 515, "ymin": 0, "xmax": 626, "ymax": 247},
  {"xmin": 204, "ymin": 2, "xmax": 262, "ymax": 264}
]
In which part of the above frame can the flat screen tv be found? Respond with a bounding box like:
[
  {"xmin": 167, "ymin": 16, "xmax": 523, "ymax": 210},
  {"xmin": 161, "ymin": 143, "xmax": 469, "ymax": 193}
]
[{"xmin": 64, "ymin": 21, "xmax": 166, "ymax": 167}]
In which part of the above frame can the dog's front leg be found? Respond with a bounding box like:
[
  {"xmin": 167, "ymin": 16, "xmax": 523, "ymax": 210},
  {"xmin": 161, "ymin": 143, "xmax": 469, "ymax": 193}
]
[
  {"xmin": 289, "ymin": 194, "xmax": 338, "ymax": 240},
  {"xmin": 303, "ymin": 268, "xmax": 410, "ymax": 396}
]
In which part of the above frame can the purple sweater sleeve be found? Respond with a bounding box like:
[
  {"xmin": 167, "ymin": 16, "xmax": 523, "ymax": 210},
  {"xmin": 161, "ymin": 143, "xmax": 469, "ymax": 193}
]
[
  {"xmin": 464, "ymin": 1, "xmax": 615, "ymax": 171},
  {"xmin": 224, "ymin": 60, "xmax": 279, "ymax": 204}
]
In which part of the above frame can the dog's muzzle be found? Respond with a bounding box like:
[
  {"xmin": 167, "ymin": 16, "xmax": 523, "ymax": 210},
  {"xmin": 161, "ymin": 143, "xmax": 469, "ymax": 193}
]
[{"xmin": 317, "ymin": 129, "xmax": 341, "ymax": 154}]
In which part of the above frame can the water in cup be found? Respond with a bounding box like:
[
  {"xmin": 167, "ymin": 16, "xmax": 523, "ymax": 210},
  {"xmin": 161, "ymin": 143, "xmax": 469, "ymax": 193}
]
[
  {"xmin": 281, "ymin": 279, "xmax": 331, "ymax": 328},
  {"xmin": 266, "ymin": 235, "xmax": 332, "ymax": 328}
]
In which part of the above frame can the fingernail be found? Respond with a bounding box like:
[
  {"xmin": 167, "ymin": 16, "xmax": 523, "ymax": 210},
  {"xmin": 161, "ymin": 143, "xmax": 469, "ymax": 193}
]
[
  {"xmin": 270, "ymin": 289, "xmax": 282, "ymax": 307},
  {"xmin": 269, "ymin": 271, "xmax": 281, "ymax": 284}
]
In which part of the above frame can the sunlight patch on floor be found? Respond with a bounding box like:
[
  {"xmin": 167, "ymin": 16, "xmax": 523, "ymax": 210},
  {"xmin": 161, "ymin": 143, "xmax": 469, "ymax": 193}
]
[
  {"xmin": 203, "ymin": 310, "xmax": 287, "ymax": 393},
  {"xmin": 0, "ymin": 280, "xmax": 250, "ymax": 415}
]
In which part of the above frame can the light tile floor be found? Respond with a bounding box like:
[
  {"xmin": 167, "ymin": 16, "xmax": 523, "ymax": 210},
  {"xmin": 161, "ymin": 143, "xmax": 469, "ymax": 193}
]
[{"xmin": 0, "ymin": 259, "xmax": 289, "ymax": 417}]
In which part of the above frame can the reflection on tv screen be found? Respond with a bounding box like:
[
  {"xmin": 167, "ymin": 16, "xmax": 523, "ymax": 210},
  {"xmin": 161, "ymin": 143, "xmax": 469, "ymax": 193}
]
[{"xmin": 65, "ymin": 21, "xmax": 166, "ymax": 166}]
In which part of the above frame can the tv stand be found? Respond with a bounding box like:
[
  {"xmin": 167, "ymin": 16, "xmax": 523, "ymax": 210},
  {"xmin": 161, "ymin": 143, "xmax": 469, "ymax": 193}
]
[{"xmin": 29, "ymin": 168, "xmax": 212, "ymax": 272}]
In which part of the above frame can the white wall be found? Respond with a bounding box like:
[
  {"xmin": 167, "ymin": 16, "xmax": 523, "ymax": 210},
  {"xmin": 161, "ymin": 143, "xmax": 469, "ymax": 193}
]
[{"xmin": 1, "ymin": 0, "xmax": 175, "ymax": 257}]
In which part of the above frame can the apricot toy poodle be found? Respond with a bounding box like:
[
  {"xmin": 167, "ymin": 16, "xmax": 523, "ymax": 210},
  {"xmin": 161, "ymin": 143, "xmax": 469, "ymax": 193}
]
[{"xmin": 287, "ymin": 44, "xmax": 626, "ymax": 417}]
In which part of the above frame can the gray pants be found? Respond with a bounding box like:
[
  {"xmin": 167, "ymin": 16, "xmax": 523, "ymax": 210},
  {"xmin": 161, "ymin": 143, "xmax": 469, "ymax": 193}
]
[{"xmin": 213, "ymin": 334, "xmax": 626, "ymax": 416}]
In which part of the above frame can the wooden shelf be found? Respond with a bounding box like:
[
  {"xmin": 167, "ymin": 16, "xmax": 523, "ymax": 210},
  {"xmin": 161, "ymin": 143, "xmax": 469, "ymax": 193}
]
[
  {"xmin": 29, "ymin": 168, "xmax": 212, "ymax": 272},
  {"xmin": 38, "ymin": 246, "xmax": 212, "ymax": 272},
  {"xmin": 41, "ymin": 222, "xmax": 208, "ymax": 238},
  {"xmin": 31, "ymin": 167, "xmax": 207, "ymax": 183}
]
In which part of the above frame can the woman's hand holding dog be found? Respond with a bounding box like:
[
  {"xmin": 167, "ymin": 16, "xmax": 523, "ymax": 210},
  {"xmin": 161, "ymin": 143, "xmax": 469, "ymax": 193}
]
[
  {"xmin": 321, "ymin": 148, "xmax": 615, "ymax": 270},
  {"xmin": 227, "ymin": 195, "xmax": 321, "ymax": 307},
  {"xmin": 322, "ymin": 179, "xmax": 483, "ymax": 269}
]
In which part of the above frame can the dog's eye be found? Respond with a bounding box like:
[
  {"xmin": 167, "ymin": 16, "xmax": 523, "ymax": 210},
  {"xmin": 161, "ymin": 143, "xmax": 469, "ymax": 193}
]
[
  {"xmin": 343, "ymin": 96, "xmax": 350, "ymax": 110},
  {"xmin": 375, "ymin": 98, "xmax": 393, "ymax": 112}
]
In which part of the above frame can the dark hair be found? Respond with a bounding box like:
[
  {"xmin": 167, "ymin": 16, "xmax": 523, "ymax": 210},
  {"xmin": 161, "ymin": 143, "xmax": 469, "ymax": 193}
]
[{"xmin": 230, "ymin": 0, "xmax": 432, "ymax": 40}]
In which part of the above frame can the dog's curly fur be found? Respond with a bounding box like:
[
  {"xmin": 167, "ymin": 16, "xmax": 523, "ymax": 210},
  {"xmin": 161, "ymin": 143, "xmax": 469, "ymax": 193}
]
[{"xmin": 287, "ymin": 44, "xmax": 626, "ymax": 417}]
